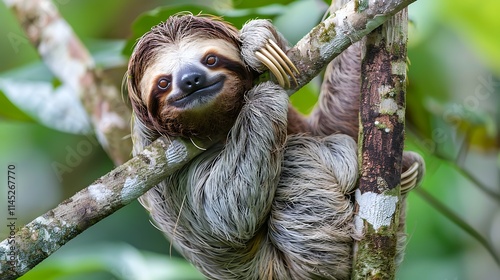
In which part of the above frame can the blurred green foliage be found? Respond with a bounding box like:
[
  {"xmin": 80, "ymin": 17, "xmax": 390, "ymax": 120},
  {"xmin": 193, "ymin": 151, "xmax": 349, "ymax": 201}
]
[{"xmin": 0, "ymin": 0, "xmax": 499, "ymax": 279}]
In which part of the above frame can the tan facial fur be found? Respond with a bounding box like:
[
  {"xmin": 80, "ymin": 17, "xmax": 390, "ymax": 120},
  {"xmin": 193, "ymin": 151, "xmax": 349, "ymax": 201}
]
[{"xmin": 128, "ymin": 16, "xmax": 253, "ymax": 139}]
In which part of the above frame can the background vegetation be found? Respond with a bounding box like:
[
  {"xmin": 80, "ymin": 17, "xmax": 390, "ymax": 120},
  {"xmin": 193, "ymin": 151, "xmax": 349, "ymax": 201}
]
[{"xmin": 0, "ymin": 0, "xmax": 499, "ymax": 279}]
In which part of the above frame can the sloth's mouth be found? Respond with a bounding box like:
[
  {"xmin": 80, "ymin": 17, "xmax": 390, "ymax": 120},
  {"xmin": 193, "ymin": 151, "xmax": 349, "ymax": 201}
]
[
  {"xmin": 188, "ymin": 79, "xmax": 224, "ymax": 98},
  {"xmin": 171, "ymin": 77, "xmax": 225, "ymax": 108}
]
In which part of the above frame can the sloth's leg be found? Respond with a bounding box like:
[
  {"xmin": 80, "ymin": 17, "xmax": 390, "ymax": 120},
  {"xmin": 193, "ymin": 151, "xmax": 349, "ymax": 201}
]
[{"xmin": 308, "ymin": 43, "xmax": 362, "ymax": 139}]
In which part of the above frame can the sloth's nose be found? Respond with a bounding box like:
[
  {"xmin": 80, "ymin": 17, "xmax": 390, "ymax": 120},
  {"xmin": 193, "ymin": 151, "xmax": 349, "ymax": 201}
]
[{"xmin": 178, "ymin": 67, "xmax": 207, "ymax": 94}]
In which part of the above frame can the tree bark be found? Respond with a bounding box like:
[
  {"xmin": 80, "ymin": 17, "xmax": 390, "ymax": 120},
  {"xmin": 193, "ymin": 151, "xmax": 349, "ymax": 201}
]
[
  {"xmin": 4, "ymin": 0, "xmax": 132, "ymax": 165},
  {"xmin": 0, "ymin": 136, "xmax": 211, "ymax": 279},
  {"xmin": 286, "ymin": 0, "xmax": 416, "ymax": 94},
  {"xmin": 0, "ymin": 0, "xmax": 417, "ymax": 279},
  {"xmin": 351, "ymin": 8, "xmax": 409, "ymax": 280}
]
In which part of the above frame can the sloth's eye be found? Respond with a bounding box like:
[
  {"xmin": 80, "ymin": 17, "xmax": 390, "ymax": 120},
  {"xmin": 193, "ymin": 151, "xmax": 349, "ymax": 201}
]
[
  {"xmin": 205, "ymin": 54, "xmax": 218, "ymax": 66},
  {"xmin": 158, "ymin": 78, "xmax": 171, "ymax": 90}
]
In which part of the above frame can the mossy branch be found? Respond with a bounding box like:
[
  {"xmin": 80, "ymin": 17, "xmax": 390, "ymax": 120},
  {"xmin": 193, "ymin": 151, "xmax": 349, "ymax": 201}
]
[
  {"xmin": 0, "ymin": 136, "xmax": 212, "ymax": 279},
  {"xmin": 351, "ymin": 8, "xmax": 409, "ymax": 280},
  {"xmin": 0, "ymin": 0, "xmax": 417, "ymax": 279},
  {"xmin": 4, "ymin": 0, "xmax": 132, "ymax": 165}
]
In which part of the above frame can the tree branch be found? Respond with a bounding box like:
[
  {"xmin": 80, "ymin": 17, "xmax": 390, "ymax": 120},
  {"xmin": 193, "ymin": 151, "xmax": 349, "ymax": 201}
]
[
  {"xmin": 3, "ymin": 0, "xmax": 132, "ymax": 165},
  {"xmin": 351, "ymin": 8, "xmax": 409, "ymax": 280},
  {"xmin": 0, "ymin": 136, "xmax": 213, "ymax": 279},
  {"xmin": 0, "ymin": 0, "xmax": 417, "ymax": 279},
  {"xmin": 286, "ymin": 0, "xmax": 415, "ymax": 93}
]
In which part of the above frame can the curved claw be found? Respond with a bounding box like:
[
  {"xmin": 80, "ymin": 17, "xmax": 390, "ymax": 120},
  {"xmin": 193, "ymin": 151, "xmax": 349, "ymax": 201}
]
[
  {"xmin": 255, "ymin": 39, "xmax": 299, "ymax": 89},
  {"xmin": 255, "ymin": 51, "xmax": 286, "ymax": 88},
  {"xmin": 401, "ymin": 162, "xmax": 420, "ymax": 194},
  {"xmin": 259, "ymin": 48, "xmax": 290, "ymax": 88},
  {"xmin": 268, "ymin": 39, "xmax": 299, "ymax": 75},
  {"xmin": 265, "ymin": 42, "xmax": 296, "ymax": 86}
]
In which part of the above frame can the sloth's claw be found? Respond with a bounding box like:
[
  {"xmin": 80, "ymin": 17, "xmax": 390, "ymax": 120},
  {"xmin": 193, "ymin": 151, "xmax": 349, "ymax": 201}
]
[
  {"xmin": 401, "ymin": 162, "xmax": 420, "ymax": 194},
  {"xmin": 268, "ymin": 39, "xmax": 299, "ymax": 76},
  {"xmin": 255, "ymin": 51, "xmax": 287, "ymax": 88},
  {"xmin": 255, "ymin": 39, "xmax": 299, "ymax": 88}
]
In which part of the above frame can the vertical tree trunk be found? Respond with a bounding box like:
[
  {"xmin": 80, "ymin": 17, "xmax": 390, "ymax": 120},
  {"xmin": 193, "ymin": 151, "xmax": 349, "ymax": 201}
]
[{"xmin": 352, "ymin": 8, "xmax": 409, "ymax": 280}]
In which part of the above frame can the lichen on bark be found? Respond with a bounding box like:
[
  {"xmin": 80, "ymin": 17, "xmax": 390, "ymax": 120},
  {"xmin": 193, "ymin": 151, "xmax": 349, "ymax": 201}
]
[{"xmin": 352, "ymin": 7, "xmax": 409, "ymax": 280}]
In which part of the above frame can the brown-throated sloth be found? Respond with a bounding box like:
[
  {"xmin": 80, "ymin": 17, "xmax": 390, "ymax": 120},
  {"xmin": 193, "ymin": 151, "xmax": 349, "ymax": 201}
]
[{"xmin": 127, "ymin": 14, "xmax": 424, "ymax": 280}]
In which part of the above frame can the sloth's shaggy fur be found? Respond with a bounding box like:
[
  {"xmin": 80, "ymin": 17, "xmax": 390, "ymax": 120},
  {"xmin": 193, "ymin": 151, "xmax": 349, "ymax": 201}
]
[{"xmin": 127, "ymin": 14, "xmax": 423, "ymax": 280}]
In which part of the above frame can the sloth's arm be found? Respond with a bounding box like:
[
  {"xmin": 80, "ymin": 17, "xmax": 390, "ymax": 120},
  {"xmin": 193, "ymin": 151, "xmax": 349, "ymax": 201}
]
[{"xmin": 198, "ymin": 81, "xmax": 288, "ymax": 242}]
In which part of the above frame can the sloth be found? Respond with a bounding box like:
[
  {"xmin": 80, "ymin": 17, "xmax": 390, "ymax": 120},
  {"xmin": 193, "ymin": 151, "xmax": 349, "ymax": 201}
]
[{"xmin": 127, "ymin": 14, "xmax": 424, "ymax": 280}]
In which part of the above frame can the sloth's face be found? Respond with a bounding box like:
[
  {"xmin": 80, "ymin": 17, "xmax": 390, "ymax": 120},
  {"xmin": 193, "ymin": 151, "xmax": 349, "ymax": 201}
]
[
  {"xmin": 140, "ymin": 38, "xmax": 243, "ymax": 111},
  {"xmin": 135, "ymin": 36, "xmax": 253, "ymax": 138}
]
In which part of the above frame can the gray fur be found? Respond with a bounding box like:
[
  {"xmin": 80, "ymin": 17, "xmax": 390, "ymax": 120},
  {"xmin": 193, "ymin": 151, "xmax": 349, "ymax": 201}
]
[
  {"xmin": 130, "ymin": 15, "xmax": 424, "ymax": 280},
  {"xmin": 139, "ymin": 82, "xmax": 359, "ymax": 279},
  {"xmin": 309, "ymin": 42, "xmax": 362, "ymax": 139},
  {"xmin": 240, "ymin": 19, "xmax": 289, "ymax": 73}
]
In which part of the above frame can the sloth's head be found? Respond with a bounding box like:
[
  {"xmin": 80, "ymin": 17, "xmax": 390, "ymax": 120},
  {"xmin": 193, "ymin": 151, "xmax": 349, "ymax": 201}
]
[{"xmin": 127, "ymin": 14, "xmax": 254, "ymax": 139}]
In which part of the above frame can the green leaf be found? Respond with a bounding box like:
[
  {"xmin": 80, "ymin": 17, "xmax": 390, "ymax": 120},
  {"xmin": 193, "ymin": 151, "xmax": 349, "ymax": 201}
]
[
  {"xmin": 0, "ymin": 39, "xmax": 125, "ymax": 133},
  {"xmin": 123, "ymin": 5, "xmax": 216, "ymax": 57},
  {"xmin": 20, "ymin": 243, "xmax": 205, "ymax": 280},
  {"xmin": 122, "ymin": 4, "xmax": 289, "ymax": 58},
  {"xmin": 0, "ymin": 90, "xmax": 35, "ymax": 122},
  {"xmin": 273, "ymin": 0, "xmax": 329, "ymax": 44},
  {"xmin": 0, "ymin": 61, "xmax": 92, "ymax": 134},
  {"xmin": 154, "ymin": 0, "xmax": 233, "ymax": 10},
  {"xmin": 232, "ymin": 0, "xmax": 295, "ymax": 9},
  {"xmin": 86, "ymin": 39, "xmax": 127, "ymax": 69}
]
